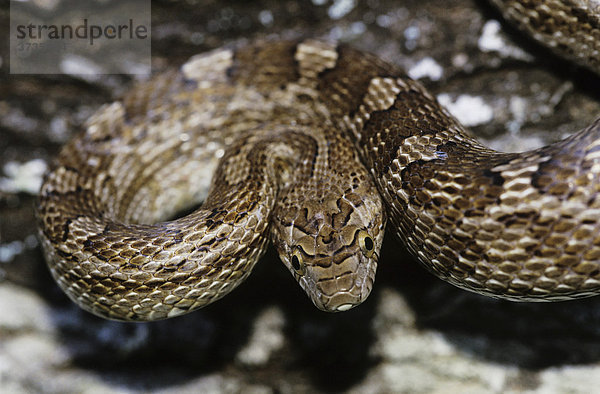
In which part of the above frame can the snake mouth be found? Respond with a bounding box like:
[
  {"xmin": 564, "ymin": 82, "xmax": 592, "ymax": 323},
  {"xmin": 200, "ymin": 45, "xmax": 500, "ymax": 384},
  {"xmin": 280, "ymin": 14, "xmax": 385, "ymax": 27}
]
[{"xmin": 314, "ymin": 289, "xmax": 368, "ymax": 312}]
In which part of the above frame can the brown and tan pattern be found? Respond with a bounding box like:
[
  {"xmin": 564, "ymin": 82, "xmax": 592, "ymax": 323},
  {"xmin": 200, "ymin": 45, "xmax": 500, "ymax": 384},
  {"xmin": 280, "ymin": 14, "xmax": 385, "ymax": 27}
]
[
  {"xmin": 488, "ymin": 0, "xmax": 600, "ymax": 74},
  {"xmin": 38, "ymin": 3, "xmax": 600, "ymax": 321}
]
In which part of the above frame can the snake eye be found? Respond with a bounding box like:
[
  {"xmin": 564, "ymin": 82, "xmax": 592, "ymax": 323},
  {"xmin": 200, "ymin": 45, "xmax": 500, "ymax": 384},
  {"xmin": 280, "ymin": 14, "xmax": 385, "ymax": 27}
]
[
  {"xmin": 358, "ymin": 230, "xmax": 375, "ymax": 258},
  {"xmin": 291, "ymin": 248, "xmax": 305, "ymax": 275}
]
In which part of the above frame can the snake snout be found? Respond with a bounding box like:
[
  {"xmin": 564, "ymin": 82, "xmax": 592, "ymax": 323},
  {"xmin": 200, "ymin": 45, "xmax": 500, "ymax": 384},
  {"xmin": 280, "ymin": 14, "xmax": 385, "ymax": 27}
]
[
  {"xmin": 320, "ymin": 292, "xmax": 363, "ymax": 312},
  {"xmin": 308, "ymin": 252, "xmax": 377, "ymax": 312}
]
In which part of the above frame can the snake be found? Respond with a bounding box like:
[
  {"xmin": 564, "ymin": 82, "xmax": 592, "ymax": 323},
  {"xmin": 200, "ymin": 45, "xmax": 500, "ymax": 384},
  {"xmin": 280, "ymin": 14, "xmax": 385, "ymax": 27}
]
[{"xmin": 37, "ymin": 1, "xmax": 600, "ymax": 321}]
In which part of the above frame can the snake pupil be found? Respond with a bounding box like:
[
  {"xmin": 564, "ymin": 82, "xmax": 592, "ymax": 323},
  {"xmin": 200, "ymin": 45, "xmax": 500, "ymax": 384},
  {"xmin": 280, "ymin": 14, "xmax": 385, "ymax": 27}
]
[
  {"xmin": 364, "ymin": 236, "xmax": 374, "ymax": 251},
  {"xmin": 291, "ymin": 255, "xmax": 301, "ymax": 271}
]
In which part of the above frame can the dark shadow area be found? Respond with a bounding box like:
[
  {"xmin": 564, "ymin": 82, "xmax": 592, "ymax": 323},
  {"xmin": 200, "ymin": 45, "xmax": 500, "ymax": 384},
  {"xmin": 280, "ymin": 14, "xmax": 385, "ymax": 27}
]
[{"xmin": 377, "ymin": 233, "xmax": 600, "ymax": 369}]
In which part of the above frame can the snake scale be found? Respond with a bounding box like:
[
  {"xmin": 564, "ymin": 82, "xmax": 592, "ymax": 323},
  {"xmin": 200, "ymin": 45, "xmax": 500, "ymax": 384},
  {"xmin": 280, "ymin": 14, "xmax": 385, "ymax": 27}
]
[{"xmin": 38, "ymin": 1, "xmax": 600, "ymax": 321}]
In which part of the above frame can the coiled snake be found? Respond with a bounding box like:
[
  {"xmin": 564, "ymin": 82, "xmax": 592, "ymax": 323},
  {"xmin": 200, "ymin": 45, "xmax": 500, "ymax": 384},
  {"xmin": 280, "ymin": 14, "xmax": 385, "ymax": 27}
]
[{"xmin": 38, "ymin": 1, "xmax": 600, "ymax": 321}]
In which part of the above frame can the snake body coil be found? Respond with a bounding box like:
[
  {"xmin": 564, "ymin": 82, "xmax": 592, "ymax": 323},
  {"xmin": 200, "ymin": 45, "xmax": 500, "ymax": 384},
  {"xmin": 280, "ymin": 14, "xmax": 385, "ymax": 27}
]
[{"xmin": 38, "ymin": 2, "xmax": 600, "ymax": 321}]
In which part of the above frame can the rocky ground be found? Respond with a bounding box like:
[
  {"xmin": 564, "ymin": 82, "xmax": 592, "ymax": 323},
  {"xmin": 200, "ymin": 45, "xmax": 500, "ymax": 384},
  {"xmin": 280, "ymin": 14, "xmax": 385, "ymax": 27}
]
[{"xmin": 2, "ymin": 0, "xmax": 600, "ymax": 392}]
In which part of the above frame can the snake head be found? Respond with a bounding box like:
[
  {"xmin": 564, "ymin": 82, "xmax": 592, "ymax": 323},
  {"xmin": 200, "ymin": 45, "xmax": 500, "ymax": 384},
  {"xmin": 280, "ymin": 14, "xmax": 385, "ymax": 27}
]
[{"xmin": 272, "ymin": 189, "xmax": 385, "ymax": 312}]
